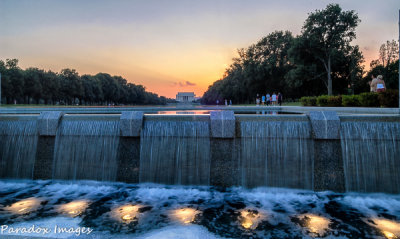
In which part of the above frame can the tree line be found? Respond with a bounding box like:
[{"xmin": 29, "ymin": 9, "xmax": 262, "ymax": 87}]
[
  {"xmin": 201, "ymin": 4, "xmax": 399, "ymax": 104},
  {"xmin": 0, "ymin": 59, "xmax": 169, "ymax": 105}
]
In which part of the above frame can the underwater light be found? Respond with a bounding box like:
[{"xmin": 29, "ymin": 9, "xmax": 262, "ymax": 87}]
[
  {"xmin": 300, "ymin": 214, "xmax": 330, "ymax": 236},
  {"xmin": 239, "ymin": 209, "xmax": 264, "ymax": 230},
  {"xmin": 383, "ymin": 231, "xmax": 396, "ymax": 239},
  {"xmin": 5, "ymin": 198, "xmax": 42, "ymax": 215},
  {"xmin": 57, "ymin": 200, "xmax": 89, "ymax": 217},
  {"xmin": 170, "ymin": 208, "xmax": 200, "ymax": 224},
  {"xmin": 111, "ymin": 204, "xmax": 141, "ymax": 223},
  {"xmin": 370, "ymin": 218, "xmax": 400, "ymax": 239}
]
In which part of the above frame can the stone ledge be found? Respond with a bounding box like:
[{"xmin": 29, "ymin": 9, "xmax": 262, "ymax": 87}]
[
  {"xmin": 210, "ymin": 111, "xmax": 235, "ymax": 138},
  {"xmin": 37, "ymin": 111, "xmax": 64, "ymax": 136},
  {"xmin": 120, "ymin": 111, "xmax": 144, "ymax": 137},
  {"xmin": 309, "ymin": 111, "xmax": 340, "ymax": 139}
]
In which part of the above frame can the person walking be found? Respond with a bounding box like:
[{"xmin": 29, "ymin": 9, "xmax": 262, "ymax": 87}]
[
  {"xmin": 261, "ymin": 95, "xmax": 266, "ymax": 105},
  {"xmin": 272, "ymin": 93, "xmax": 277, "ymax": 106},
  {"xmin": 278, "ymin": 92, "xmax": 283, "ymax": 106},
  {"xmin": 266, "ymin": 93, "xmax": 270, "ymax": 106},
  {"xmin": 369, "ymin": 75, "xmax": 376, "ymax": 92},
  {"xmin": 256, "ymin": 94, "xmax": 260, "ymax": 106}
]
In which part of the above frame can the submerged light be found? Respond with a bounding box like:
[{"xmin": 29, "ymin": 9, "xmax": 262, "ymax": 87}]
[
  {"xmin": 170, "ymin": 208, "xmax": 200, "ymax": 224},
  {"xmin": 57, "ymin": 199, "xmax": 89, "ymax": 217},
  {"xmin": 5, "ymin": 198, "xmax": 42, "ymax": 215},
  {"xmin": 239, "ymin": 209, "xmax": 264, "ymax": 230},
  {"xmin": 300, "ymin": 214, "xmax": 330, "ymax": 236},
  {"xmin": 111, "ymin": 204, "xmax": 142, "ymax": 223},
  {"xmin": 370, "ymin": 218, "xmax": 400, "ymax": 239}
]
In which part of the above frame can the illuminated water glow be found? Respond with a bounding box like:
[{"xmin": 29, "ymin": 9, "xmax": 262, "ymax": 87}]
[
  {"xmin": 5, "ymin": 198, "xmax": 42, "ymax": 215},
  {"xmin": 170, "ymin": 208, "xmax": 200, "ymax": 224},
  {"xmin": 370, "ymin": 218, "xmax": 400, "ymax": 239},
  {"xmin": 111, "ymin": 204, "xmax": 142, "ymax": 223},
  {"xmin": 239, "ymin": 209, "xmax": 264, "ymax": 230},
  {"xmin": 300, "ymin": 214, "xmax": 331, "ymax": 236},
  {"xmin": 57, "ymin": 200, "xmax": 89, "ymax": 217}
]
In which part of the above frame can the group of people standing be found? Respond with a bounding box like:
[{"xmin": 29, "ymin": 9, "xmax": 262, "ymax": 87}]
[
  {"xmin": 256, "ymin": 92, "xmax": 283, "ymax": 106},
  {"xmin": 369, "ymin": 75, "xmax": 386, "ymax": 93}
]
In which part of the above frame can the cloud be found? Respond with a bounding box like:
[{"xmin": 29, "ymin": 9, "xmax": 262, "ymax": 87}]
[
  {"xmin": 184, "ymin": 81, "xmax": 196, "ymax": 86},
  {"xmin": 171, "ymin": 81, "xmax": 197, "ymax": 87}
]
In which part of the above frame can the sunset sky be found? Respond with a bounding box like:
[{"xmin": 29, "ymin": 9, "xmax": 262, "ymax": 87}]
[{"xmin": 1, "ymin": 0, "xmax": 399, "ymax": 98}]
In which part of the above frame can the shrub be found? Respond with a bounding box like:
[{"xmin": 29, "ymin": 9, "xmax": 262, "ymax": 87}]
[
  {"xmin": 317, "ymin": 95, "xmax": 342, "ymax": 107},
  {"xmin": 316, "ymin": 95, "xmax": 329, "ymax": 106},
  {"xmin": 359, "ymin": 92, "xmax": 380, "ymax": 107},
  {"xmin": 327, "ymin": 95, "xmax": 342, "ymax": 107},
  {"xmin": 378, "ymin": 89, "xmax": 399, "ymax": 107},
  {"xmin": 300, "ymin": 96, "xmax": 317, "ymax": 106},
  {"xmin": 342, "ymin": 95, "xmax": 361, "ymax": 107}
]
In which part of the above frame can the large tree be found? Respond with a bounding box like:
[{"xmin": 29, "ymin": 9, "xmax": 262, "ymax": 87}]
[
  {"xmin": 24, "ymin": 68, "xmax": 43, "ymax": 104},
  {"xmin": 0, "ymin": 58, "xmax": 169, "ymax": 105},
  {"xmin": 202, "ymin": 31, "xmax": 294, "ymax": 104},
  {"xmin": 300, "ymin": 4, "xmax": 360, "ymax": 95}
]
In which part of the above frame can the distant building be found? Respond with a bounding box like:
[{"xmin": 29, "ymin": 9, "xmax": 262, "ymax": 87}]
[{"xmin": 176, "ymin": 92, "xmax": 195, "ymax": 102}]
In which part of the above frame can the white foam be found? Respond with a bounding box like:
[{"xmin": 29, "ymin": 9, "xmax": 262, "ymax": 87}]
[
  {"xmin": 138, "ymin": 225, "xmax": 223, "ymax": 239},
  {"xmin": 236, "ymin": 187, "xmax": 322, "ymax": 213},
  {"xmin": 135, "ymin": 185, "xmax": 213, "ymax": 204},
  {"xmin": 341, "ymin": 194, "xmax": 400, "ymax": 217},
  {"xmin": 0, "ymin": 181, "xmax": 30, "ymax": 191}
]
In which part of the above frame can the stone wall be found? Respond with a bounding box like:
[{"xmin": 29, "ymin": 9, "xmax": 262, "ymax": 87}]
[{"xmin": 1, "ymin": 111, "xmax": 399, "ymax": 193}]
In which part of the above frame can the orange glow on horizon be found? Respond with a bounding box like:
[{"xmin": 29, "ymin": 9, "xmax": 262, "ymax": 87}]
[{"xmin": 17, "ymin": 47, "xmax": 379, "ymax": 100}]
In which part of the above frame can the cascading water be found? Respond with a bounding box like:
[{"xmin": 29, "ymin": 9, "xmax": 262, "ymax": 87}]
[
  {"xmin": 340, "ymin": 121, "xmax": 400, "ymax": 193},
  {"xmin": 238, "ymin": 121, "xmax": 314, "ymax": 189},
  {"xmin": 52, "ymin": 119, "xmax": 120, "ymax": 181},
  {"xmin": 139, "ymin": 120, "xmax": 210, "ymax": 185},
  {"xmin": 0, "ymin": 120, "xmax": 38, "ymax": 179}
]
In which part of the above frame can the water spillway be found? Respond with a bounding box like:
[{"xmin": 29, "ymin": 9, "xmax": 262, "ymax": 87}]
[
  {"xmin": 0, "ymin": 117, "xmax": 38, "ymax": 179},
  {"xmin": 139, "ymin": 118, "xmax": 211, "ymax": 185},
  {"xmin": 0, "ymin": 109, "xmax": 399, "ymax": 194},
  {"xmin": 52, "ymin": 117, "xmax": 120, "ymax": 181},
  {"xmin": 340, "ymin": 117, "xmax": 400, "ymax": 194},
  {"xmin": 238, "ymin": 118, "xmax": 314, "ymax": 189}
]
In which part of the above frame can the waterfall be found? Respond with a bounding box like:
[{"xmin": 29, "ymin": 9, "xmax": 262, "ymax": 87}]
[
  {"xmin": 139, "ymin": 121, "xmax": 210, "ymax": 185},
  {"xmin": 341, "ymin": 121, "xmax": 400, "ymax": 193},
  {"xmin": 52, "ymin": 120, "xmax": 120, "ymax": 181},
  {"xmin": 238, "ymin": 121, "xmax": 314, "ymax": 189},
  {"xmin": 0, "ymin": 120, "xmax": 38, "ymax": 179}
]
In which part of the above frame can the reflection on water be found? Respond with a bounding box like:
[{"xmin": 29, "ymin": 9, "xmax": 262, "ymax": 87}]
[
  {"xmin": 370, "ymin": 218, "xmax": 400, "ymax": 239},
  {"xmin": 152, "ymin": 110, "xmax": 211, "ymax": 115},
  {"xmin": 57, "ymin": 200, "xmax": 89, "ymax": 217},
  {"xmin": 111, "ymin": 204, "xmax": 142, "ymax": 223},
  {"xmin": 300, "ymin": 214, "xmax": 331, "ymax": 237},
  {"xmin": 239, "ymin": 209, "xmax": 264, "ymax": 230},
  {"xmin": 170, "ymin": 208, "xmax": 200, "ymax": 224},
  {"xmin": 5, "ymin": 198, "xmax": 41, "ymax": 215},
  {"xmin": 145, "ymin": 110, "xmax": 299, "ymax": 115}
]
